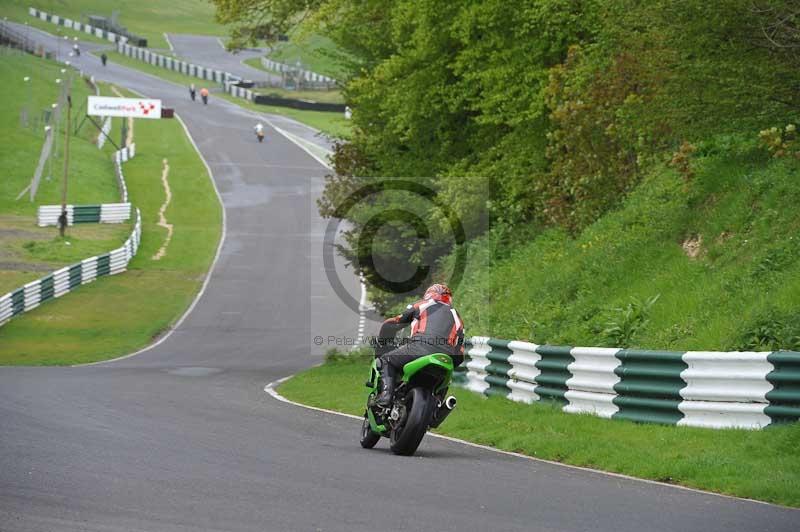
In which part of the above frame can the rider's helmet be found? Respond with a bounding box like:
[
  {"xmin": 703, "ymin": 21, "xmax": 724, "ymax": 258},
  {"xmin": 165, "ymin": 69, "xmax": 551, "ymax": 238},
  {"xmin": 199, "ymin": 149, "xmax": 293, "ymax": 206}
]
[{"xmin": 423, "ymin": 283, "xmax": 452, "ymax": 305}]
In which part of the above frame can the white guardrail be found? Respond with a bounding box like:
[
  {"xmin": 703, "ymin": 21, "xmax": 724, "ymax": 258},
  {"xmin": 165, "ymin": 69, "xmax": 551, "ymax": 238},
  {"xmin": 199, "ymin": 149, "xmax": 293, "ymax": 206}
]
[
  {"xmin": 2, "ymin": 145, "xmax": 142, "ymax": 327},
  {"xmin": 96, "ymin": 116, "xmax": 111, "ymax": 149},
  {"xmin": 260, "ymin": 57, "xmax": 336, "ymax": 85}
]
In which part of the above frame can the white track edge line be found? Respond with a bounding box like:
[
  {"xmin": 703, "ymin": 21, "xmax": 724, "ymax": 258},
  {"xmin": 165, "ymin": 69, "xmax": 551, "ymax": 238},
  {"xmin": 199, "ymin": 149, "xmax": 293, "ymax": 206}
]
[
  {"xmin": 73, "ymin": 112, "xmax": 227, "ymax": 367},
  {"xmin": 163, "ymin": 33, "xmax": 174, "ymax": 52},
  {"xmin": 262, "ymin": 376, "xmax": 798, "ymax": 511}
]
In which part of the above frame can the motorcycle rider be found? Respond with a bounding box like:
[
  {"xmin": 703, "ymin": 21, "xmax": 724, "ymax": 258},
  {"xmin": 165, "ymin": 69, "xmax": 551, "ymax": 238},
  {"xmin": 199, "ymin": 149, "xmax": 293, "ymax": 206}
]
[
  {"xmin": 375, "ymin": 283, "xmax": 464, "ymax": 407},
  {"xmin": 254, "ymin": 122, "xmax": 265, "ymax": 142}
]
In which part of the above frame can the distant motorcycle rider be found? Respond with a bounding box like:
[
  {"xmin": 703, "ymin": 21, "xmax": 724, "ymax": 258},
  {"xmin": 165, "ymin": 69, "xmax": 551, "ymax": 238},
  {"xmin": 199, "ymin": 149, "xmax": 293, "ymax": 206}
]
[
  {"xmin": 254, "ymin": 122, "xmax": 265, "ymax": 142},
  {"xmin": 375, "ymin": 283, "xmax": 465, "ymax": 407}
]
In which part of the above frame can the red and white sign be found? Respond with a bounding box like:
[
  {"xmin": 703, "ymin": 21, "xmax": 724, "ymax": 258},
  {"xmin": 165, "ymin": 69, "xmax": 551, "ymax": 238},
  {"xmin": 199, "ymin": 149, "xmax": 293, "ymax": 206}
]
[{"xmin": 87, "ymin": 96, "xmax": 162, "ymax": 119}]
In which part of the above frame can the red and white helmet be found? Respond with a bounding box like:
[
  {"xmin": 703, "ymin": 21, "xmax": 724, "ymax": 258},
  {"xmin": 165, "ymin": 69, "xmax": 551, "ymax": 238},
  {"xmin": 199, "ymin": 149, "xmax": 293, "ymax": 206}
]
[{"xmin": 423, "ymin": 283, "xmax": 452, "ymax": 305}]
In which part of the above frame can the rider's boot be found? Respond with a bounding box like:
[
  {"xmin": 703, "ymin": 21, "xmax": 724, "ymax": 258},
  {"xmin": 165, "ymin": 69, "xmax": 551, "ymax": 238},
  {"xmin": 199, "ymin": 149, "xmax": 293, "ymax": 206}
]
[{"xmin": 376, "ymin": 362, "xmax": 396, "ymax": 407}]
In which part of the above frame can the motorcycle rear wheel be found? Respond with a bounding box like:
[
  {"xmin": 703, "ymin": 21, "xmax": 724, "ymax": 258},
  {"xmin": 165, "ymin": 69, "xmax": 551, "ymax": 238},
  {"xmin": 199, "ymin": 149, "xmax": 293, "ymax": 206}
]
[{"xmin": 389, "ymin": 387, "xmax": 435, "ymax": 456}]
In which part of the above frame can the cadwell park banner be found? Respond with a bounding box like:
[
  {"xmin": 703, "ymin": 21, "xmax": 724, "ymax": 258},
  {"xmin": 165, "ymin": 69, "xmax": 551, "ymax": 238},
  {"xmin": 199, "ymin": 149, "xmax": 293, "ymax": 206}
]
[{"xmin": 87, "ymin": 96, "xmax": 162, "ymax": 119}]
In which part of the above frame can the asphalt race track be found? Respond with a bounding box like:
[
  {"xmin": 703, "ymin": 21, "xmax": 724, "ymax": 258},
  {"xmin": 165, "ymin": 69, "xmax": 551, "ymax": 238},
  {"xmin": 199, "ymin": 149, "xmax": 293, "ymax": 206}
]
[
  {"xmin": 1, "ymin": 24, "xmax": 798, "ymax": 532},
  {"xmin": 165, "ymin": 34, "xmax": 280, "ymax": 84}
]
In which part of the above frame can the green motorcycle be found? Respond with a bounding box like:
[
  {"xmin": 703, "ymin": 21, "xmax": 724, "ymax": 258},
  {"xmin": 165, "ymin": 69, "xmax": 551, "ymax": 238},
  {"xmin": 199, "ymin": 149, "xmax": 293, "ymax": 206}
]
[{"xmin": 360, "ymin": 351, "xmax": 458, "ymax": 456}]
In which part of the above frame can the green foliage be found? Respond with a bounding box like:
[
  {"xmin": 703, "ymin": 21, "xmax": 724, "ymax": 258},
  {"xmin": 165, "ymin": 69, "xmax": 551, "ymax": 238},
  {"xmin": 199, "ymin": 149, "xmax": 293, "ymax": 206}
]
[
  {"xmin": 215, "ymin": 1, "xmax": 800, "ymax": 343},
  {"xmin": 452, "ymin": 142, "xmax": 800, "ymax": 350},
  {"xmin": 324, "ymin": 346, "xmax": 373, "ymax": 363},
  {"xmin": 602, "ymin": 295, "xmax": 660, "ymax": 348},
  {"xmin": 733, "ymin": 310, "xmax": 800, "ymax": 352},
  {"xmin": 760, "ymin": 124, "xmax": 800, "ymax": 159}
]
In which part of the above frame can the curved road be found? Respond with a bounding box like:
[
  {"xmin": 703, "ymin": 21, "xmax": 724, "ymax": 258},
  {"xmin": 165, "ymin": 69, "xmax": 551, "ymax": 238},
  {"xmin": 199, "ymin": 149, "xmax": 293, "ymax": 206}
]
[
  {"xmin": 166, "ymin": 34, "xmax": 280, "ymax": 84},
  {"xmin": 1, "ymin": 24, "xmax": 798, "ymax": 532}
]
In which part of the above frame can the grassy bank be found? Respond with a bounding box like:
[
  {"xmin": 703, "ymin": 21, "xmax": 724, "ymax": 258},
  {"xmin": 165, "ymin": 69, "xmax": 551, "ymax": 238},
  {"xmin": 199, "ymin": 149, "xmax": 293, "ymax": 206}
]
[
  {"xmin": 0, "ymin": 50, "xmax": 129, "ymax": 294},
  {"xmin": 279, "ymin": 354, "xmax": 800, "ymax": 507},
  {"xmin": 265, "ymin": 32, "xmax": 346, "ymax": 80},
  {"xmin": 451, "ymin": 141, "xmax": 800, "ymax": 352},
  {"xmin": 0, "ymin": 77, "xmax": 222, "ymax": 365},
  {"xmin": 5, "ymin": 1, "xmax": 223, "ymax": 49}
]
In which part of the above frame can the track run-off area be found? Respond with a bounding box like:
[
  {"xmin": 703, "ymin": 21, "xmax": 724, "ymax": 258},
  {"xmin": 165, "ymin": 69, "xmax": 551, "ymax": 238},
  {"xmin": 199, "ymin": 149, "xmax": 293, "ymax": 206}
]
[{"xmin": 0, "ymin": 24, "xmax": 798, "ymax": 532}]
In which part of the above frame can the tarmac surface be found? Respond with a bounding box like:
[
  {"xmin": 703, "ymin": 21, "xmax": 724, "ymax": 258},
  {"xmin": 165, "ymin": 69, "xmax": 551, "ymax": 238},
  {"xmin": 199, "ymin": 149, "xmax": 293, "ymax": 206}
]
[
  {"xmin": 1, "ymin": 23, "xmax": 798, "ymax": 532},
  {"xmin": 166, "ymin": 34, "xmax": 281, "ymax": 84}
]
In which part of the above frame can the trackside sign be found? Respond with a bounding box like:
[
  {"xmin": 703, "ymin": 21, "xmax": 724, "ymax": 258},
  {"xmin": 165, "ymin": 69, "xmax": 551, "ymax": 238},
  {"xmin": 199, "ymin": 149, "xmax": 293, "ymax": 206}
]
[{"xmin": 87, "ymin": 96, "xmax": 162, "ymax": 119}]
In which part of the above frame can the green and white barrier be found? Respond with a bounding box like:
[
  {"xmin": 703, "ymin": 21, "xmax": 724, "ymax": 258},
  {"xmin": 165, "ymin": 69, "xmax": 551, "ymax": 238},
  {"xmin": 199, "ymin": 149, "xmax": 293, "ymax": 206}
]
[
  {"xmin": 3, "ymin": 142, "xmax": 143, "ymax": 327},
  {"xmin": 260, "ymin": 57, "xmax": 336, "ymax": 86},
  {"xmin": 37, "ymin": 144, "xmax": 135, "ymax": 226},
  {"xmin": 116, "ymin": 41, "xmax": 239, "ymax": 86},
  {"xmin": 37, "ymin": 203, "xmax": 132, "ymax": 226},
  {"xmin": 463, "ymin": 337, "xmax": 800, "ymax": 429},
  {"xmin": 28, "ymin": 7, "xmax": 128, "ymax": 44},
  {"xmin": 0, "ymin": 207, "xmax": 141, "ymax": 327},
  {"xmin": 226, "ymin": 83, "xmax": 254, "ymax": 101}
]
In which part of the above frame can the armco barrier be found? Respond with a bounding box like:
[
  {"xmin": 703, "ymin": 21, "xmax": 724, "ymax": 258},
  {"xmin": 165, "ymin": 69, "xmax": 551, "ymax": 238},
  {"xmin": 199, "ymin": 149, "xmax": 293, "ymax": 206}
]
[
  {"xmin": 37, "ymin": 203, "xmax": 132, "ymax": 226},
  {"xmin": 28, "ymin": 7, "xmax": 128, "ymax": 44},
  {"xmin": 463, "ymin": 337, "xmax": 800, "ymax": 429},
  {"xmin": 4, "ymin": 144, "xmax": 143, "ymax": 327},
  {"xmin": 252, "ymin": 93, "xmax": 346, "ymax": 113},
  {"xmin": 37, "ymin": 144, "xmax": 135, "ymax": 225},
  {"xmin": 260, "ymin": 57, "xmax": 336, "ymax": 86},
  {"xmin": 117, "ymin": 41, "xmax": 239, "ymax": 86},
  {"xmin": 0, "ymin": 207, "xmax": 141, "ymax": 327}
]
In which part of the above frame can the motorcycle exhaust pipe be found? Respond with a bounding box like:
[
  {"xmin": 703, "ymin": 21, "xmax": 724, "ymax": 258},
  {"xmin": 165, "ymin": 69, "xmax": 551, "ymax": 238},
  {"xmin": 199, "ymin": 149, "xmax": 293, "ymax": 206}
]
[{"xmin": 430, "ymin": 395, "xmax": 457, "ymax": 428}]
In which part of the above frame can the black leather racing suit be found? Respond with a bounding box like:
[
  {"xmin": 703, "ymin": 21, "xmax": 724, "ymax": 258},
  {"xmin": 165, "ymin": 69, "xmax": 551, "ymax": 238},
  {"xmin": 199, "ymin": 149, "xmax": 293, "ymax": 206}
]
[{"xmin": 376, "ymin": 299, "xmax": 465, "ymax": 370}]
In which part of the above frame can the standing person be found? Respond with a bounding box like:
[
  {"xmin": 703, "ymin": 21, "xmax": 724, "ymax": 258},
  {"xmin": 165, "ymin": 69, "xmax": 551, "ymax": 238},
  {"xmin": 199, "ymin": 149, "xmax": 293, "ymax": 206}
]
[
  {"xmin": 200, "ymin": 87, "xmax": 209, "ymax": 105},
  {"xmin": 100, "ymin": 52, "xmax": 107, "ymax": 66},
  {"xmin": 189, "ymin": 83, "xmax": 196, "ymax": 102},
  {"xmin": 254, "ymin": 122, "xmax": 265, "ymax": 143}
]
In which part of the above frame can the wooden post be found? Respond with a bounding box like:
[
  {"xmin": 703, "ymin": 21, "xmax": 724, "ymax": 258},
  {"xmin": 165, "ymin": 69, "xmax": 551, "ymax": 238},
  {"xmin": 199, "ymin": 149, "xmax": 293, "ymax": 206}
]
[{"xmin": 59, "ymin": 91, "xmax": 72, "ymax": 237}]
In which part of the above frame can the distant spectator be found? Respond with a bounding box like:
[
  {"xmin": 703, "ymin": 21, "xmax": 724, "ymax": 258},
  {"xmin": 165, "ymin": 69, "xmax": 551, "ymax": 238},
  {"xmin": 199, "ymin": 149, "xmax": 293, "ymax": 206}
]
[
  {"xmin": 344, "ymin": 106, "xmax": 352, "ymax": 120},
  {"xmin": 189, "ymin": 83, "xmax": 196, "ymax": 102},
  {"xmin": 200, "ymin": 87, "xmax": 209, "ymax": 105},
  {"xmin": 100, "ymin": 52, "xmax": 107, "ymax": 66}
]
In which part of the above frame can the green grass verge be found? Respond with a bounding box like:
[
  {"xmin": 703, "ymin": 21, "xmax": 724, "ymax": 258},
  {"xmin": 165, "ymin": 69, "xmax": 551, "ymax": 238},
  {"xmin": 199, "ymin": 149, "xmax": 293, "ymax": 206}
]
[
  {"xmin": 4, "ymin": 1, "xmax": 223, "ymax": 49},
  {"xmin": 101, "ymin": 50, "xmax": 202, "ymax": 89},
  {"xmin": 98, "ymin": 49, "xmax": 352, "ymax": 138},
  {"xmin": 0, "ymin": 78, "xmax": 222, "ymax": 365},
  {"xmin": 279, "ymin": 354, "xmax": 800, "ymax": 508},
  {"xmin": 451, "ymin": 140, "xmax": 800, "ymax": 352},
  {"xmin": 0, "ymin": 50, "xmax": 130, "ymax": 293},
  {"xmin": 266, "ymin": 32, "xmax": 348, "ymax": 80}
]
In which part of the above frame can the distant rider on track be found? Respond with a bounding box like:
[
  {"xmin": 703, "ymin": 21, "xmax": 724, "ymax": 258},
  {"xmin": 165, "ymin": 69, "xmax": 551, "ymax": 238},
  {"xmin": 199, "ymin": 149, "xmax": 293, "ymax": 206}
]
[{"xmin": 254, "ymin": 122, "xmax": 265, "ymax": 143}]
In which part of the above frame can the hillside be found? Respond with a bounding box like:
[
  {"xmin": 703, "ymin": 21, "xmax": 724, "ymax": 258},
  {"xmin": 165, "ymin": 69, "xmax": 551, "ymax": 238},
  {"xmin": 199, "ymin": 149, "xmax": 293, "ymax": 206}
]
[{"xmin": 452, "ymin": 136, "xmax": 800, "ymax": 350}]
